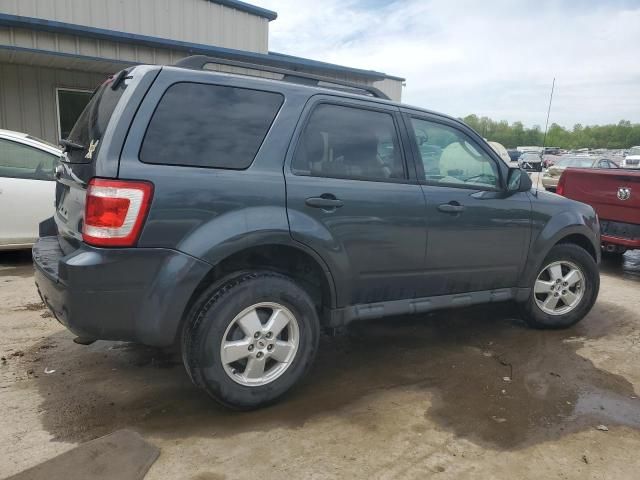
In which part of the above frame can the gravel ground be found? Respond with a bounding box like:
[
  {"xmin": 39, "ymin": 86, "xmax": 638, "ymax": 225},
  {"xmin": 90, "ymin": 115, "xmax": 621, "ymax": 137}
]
[{"xmin": 1, "ymin": 248, "xmax": 640, "ymax": 479}]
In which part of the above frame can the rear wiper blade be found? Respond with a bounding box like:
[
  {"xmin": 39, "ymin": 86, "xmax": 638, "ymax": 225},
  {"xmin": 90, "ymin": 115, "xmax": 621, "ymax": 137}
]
[{"xmin": 59, "ymin": 139, "xmax": 85, "ymax": 152}]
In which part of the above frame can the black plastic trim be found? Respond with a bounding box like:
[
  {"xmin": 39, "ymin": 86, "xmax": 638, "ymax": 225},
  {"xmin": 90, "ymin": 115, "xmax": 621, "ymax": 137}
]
[{"xmin": 328, "ymin": 287, "xmax": 531, "ymax": 326}]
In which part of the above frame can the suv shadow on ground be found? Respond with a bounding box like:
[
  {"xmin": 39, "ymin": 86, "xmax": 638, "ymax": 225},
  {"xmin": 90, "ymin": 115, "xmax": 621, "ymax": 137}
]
[{"xmin": 24, "ymin": 299, "xmax": 639, "ymax": 450}]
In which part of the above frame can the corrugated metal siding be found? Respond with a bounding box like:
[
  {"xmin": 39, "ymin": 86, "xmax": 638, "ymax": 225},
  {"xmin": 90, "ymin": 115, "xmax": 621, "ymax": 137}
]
[
  {"xmin": 1, "ymin": 26, "xmax": 192, "ymax": 66},
  {"xmin": 0, "ymin": 54, "xmax": 404, "ymax": 144},
  {"xmin": 373, "ymin": 78, "xmax": 403, "ymax": 102},
  {"xmin": 1, "ymin": 25, "xmax": 403, "ymax": 101},
  {"xmin": 0, "ymin": 63, "xmax": 105, "ymax": 141},
  {"xmin": 0, "ymin": 0, "xmax": 269, "ymax": 53}
]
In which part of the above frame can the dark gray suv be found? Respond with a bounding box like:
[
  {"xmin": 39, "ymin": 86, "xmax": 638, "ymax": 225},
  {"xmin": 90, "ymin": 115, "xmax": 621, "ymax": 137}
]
[{"xmin": 33, "ymin": 56, "xmax": 600, "ymax": 409}]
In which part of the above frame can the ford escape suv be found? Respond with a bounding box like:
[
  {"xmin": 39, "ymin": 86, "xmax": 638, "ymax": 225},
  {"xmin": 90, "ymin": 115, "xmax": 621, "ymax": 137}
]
[{"xmin": 34, "ymin": 56, "xmax": 601, "ymax": 409}]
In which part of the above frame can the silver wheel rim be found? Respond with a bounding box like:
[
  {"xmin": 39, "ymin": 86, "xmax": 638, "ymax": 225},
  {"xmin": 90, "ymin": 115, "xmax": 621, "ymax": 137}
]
[
  {"xmin": 220, "ymin": 302, "xmax": 300, "ymax": 387},
  {"xmin": 534, "ymin": 260, "xmax": 585, "ymax": 316}
]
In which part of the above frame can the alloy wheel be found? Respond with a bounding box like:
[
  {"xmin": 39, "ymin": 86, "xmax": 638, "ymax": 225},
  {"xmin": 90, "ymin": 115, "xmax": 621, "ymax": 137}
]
[
  {"xmin": 534, "ymin": 260, "xmax": 585, "ymax": 316},
  {"xmin": 220, "ymin": 302, "xmax": 300, "ymax": 386}
]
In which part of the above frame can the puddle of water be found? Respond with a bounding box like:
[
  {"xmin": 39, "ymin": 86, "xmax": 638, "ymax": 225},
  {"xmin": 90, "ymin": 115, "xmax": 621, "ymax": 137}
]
[{"xmin": 22, "ymin": 300, "xmax": 640, "ymax": 450}]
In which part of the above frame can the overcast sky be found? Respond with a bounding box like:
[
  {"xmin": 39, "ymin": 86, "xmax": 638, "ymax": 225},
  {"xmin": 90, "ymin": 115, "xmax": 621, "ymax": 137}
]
[{"xmin": 257, "ymin": 0, "xmax": 640, "ymax": 128}]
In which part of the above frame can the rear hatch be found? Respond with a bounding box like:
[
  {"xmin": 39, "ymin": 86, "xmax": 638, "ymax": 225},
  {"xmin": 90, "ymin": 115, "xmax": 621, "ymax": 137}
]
[
  {"xmin": 560, "ymin": 168, "xmax": 640, "ymax": 225},
  {"xmin": 55, "ymin": 70, "xmax": 131, "ymax": 254}
]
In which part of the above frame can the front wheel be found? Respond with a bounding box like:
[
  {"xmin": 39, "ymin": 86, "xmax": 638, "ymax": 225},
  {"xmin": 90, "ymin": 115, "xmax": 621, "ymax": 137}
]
[
  {"xmin": 182, "ymin": 272, "xmax": 320, "ymax": 409},
  {"xmin": 519, "ymin": 244, "xmax": 599, "ymax": 329}
]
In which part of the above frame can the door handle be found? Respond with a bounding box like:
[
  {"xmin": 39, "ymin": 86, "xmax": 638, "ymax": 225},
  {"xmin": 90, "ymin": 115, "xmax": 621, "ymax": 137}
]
[
  {"xmin": 438, "ymin": 202, "xmax": 464, "ymax": 214},
  {"xmin": 305, "ymin": 196, "xmax": 344, "ymax": 209}
]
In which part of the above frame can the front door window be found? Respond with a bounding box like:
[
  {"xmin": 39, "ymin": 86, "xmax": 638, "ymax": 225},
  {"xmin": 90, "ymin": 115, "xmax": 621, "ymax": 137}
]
[{"xmin": 410, "ymin": 117, "xmax": 500, "ymax": 189}]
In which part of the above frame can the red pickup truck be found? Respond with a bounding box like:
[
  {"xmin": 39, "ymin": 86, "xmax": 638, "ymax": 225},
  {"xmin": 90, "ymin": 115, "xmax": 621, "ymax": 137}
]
[{"xmin": 557, "ymin": 168, "xmax": 640, "ymax": 255}]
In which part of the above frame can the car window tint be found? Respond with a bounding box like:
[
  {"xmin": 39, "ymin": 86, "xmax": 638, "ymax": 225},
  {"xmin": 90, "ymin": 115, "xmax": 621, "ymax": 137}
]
[
  {"xmin": 410, "ymin": 118, "xmax": 499, "ymax": 189},
  {"xmin": 0, "ymin": 139, "xmax": 57, "ymax": 181},
  {"xmin": 140, "ymin": 83, "xmax": 284, "ymax": 169},
  {"xmin": 292, "ymin": 104, "xmax": 406, "ymax": 182}
]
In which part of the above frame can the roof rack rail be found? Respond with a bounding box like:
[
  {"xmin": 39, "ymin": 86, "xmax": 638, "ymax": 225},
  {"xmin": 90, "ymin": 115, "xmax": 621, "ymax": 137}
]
[{"xmin": 173, "ymin": 55, "xmax": 391, "ymax": 100}]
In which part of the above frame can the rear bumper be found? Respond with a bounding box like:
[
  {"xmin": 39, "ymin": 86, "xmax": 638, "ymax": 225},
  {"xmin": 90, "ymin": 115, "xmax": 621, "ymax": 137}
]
[{"xmin": 33, "ymin": 236, "xmax": 211, "ymax": 346}]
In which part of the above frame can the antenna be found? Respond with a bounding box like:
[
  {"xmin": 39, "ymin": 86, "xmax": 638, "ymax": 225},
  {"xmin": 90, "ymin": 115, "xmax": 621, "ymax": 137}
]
[{"xmin": 536, "ymin": 77, "xmax": 556, "ymax": 195}]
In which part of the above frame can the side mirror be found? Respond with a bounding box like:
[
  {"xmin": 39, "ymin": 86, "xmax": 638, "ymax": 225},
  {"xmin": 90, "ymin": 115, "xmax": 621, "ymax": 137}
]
[{"xmin": 507, "ymin": 167, "xmax": 532, "ymax": 193}]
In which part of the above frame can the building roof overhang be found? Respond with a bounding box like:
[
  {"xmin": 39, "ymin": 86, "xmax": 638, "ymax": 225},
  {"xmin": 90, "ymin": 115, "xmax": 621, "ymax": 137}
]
[{"xmin": 0, "ymin": 13, "xmax": 404, "ymax": 82}]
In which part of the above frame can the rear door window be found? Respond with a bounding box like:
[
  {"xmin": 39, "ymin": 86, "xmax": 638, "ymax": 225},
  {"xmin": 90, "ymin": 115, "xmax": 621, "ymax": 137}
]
[
  {"xmin": 140, "ymin": 83, "xmax": 284, "ymax": 169},
  {"xmin": 65, "ymin": 73, "xmax": 129, "ymax": 163},
  {"xmin": 292, "ymin": 103, "xmax": 406, "ymax": 182}
]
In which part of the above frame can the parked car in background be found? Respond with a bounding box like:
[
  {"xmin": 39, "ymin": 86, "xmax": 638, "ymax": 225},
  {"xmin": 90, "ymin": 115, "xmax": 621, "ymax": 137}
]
[
  {"xmin": 507, "ymin": 149, "xmax": 521, "ymax": 163},
  {"xmin": 0, "ymin": 129, "xmax": 61, "ymax": 250},
  {"xmin": 518, "ymin": 151, "xmax": 543, "ymax": 171},
  {"xmin": 543, "ymin": 147, "xmax": 560, "ymax": 155},
  {"xmin": 34, "ymin": 59, "xmax": 600, "ymax": 409},
  {"xmin": 517, "ymin": 146, "xmax": 543, "ymax": 154},
  {"xmin": 622, "ymin": 146, "xmax": 640, "ymax": 168},
  {"xmin": 542, "ymin": 154, "xmax": 561, "ymax": 168},
  {"xmin": 557, "ymin": 168, "xmax": 640, "ymax": 255},
  {"xmin": 542, "ymin": 156, "xmax": 618, "ymax": 192}
]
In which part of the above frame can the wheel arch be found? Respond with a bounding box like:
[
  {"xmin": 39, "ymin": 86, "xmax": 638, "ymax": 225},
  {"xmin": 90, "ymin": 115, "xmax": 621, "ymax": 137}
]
[
  {"xmin": 555, "ymin": 233, "xmax": 598, "ymax": 261},
  {"xmin": 521, "ymin": 212, "xmax": 600, "ymax": 288},
  {"xmin": 177, "ymin": 241, "xmax": 337, "ymax": 342}
]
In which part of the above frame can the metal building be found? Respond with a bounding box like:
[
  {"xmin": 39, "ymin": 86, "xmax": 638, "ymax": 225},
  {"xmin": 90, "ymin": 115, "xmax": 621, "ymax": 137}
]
[{"xmin": 0, "ymin": 0, "xmax": 404, "ymax": 143}]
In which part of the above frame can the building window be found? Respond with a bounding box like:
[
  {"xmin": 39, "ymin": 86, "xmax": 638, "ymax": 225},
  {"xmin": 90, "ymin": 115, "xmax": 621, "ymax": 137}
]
[{"xmin": 56, "ymin": 88, "xmax": 93, "ymax": 140}]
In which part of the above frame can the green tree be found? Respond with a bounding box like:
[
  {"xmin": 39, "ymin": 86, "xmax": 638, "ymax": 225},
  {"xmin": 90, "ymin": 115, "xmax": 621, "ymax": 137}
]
[{"xmin": 459, "ymin": 116, "xmax": 640, "ymax": 149}]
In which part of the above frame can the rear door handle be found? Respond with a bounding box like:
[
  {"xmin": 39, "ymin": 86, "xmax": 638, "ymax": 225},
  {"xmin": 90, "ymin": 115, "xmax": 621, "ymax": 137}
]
[
  {"xmin": 438, "ymin": 202, "xmax": 464, "ymax": 214},
  {"xmin": 305, "ymin": 196, "xmax": 344, "ymax": 209}
]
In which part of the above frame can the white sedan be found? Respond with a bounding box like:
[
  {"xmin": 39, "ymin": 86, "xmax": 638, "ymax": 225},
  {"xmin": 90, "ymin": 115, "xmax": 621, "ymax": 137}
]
[{"xmin": 0, "ymin": 129, "xmax": 62, "ymax": 250}]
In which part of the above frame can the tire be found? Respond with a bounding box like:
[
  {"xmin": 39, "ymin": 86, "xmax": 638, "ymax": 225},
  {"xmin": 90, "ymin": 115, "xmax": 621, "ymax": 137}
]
[
  {"xmin": 519, "ymin": 244, "xmax": 599, "ymax": 329},
  {"xmin": 182, "ymin": 271, "xmax": 320, "ymax": 410}
]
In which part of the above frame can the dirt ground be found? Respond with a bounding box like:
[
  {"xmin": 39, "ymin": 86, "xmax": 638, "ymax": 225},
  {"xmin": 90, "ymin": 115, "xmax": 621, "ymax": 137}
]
[{"xmin": 1, "ymin": 249, "xmax": 640, "ymax": 479}]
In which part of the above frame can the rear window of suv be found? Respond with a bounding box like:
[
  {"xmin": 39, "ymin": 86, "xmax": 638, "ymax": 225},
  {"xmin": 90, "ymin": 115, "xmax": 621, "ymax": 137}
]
[
  {"xmin": 65, "ymin": 72, "xmax": 129, "ymax": 163},
  {"xmin": 140, "ymin": 82, "xmax": 284, "ymax": 169}
]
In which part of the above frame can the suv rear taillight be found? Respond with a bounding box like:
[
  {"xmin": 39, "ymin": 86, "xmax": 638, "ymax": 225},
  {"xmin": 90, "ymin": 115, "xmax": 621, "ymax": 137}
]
[
  {"xmin": 556, "ymin": 172, "xmax": 566, "ymax": 196},
  {"xmin": 83, "ymin": 178, "xmax": 153, "ymax": 247}
]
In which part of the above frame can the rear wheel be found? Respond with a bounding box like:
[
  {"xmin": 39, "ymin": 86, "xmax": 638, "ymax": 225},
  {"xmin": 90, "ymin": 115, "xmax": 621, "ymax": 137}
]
[
  {"xmin": 519, "ymin": 244, "xmax": 599, "ymax": 329},
  {"xmin": 182, "ymin": 271, "xmax": 320, "ymax": 409}
]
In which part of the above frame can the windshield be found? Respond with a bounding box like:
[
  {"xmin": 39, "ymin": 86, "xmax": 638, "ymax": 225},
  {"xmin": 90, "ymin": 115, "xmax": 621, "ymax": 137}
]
[
  {"xmin": 629, "ymin": 147, "xmax": 640, "ymax": 156},
  {"xmin": 521, "ymin": 153, "xmax": 540, "ymax": 159},
  {"xmin": 64, "ymin": 71, "xmax": 128, "ymax": 163},
  {"xmin": 555, "ymin": 157, "xmax": 594, "ymax": 168}
]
